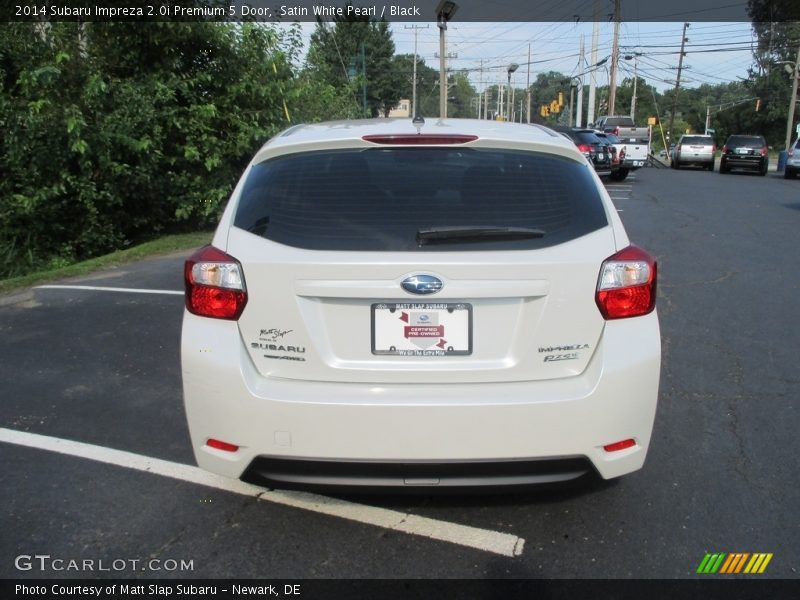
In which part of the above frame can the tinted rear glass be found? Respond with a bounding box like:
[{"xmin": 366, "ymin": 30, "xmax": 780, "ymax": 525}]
[
  {"xmin": 233, "ymin": 148, "xmax": 608, "ymax": 252},
  {"xmin": 726, "ymin": 136, "xmax": 765, "ymax": 148},
  {"xmin": 573, "ymin": 131, "xmax": 602, "ymax": 145},
  {"xmin": 681, "ymin": 136, "xmax": 713, "ymax": 145},
  {"xmin": 603, "ymin": 117, "xmax": 634, "ymax": 127}
]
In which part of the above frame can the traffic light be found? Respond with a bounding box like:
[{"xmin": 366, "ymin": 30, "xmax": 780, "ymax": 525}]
[
  {"xmin": 558, "ymin": 92, "xmax": 564, "ymax": 107},
  {"xmin": 550, "ymin": 100, "xmax": 560, "ymax": 114},
  {"xmin": 541, "ymin": 105, "xmax": 550, "ymax": 117},
  {"xmin": 755, "ymin": 98, "xmax": 761, "ymax": 111}
]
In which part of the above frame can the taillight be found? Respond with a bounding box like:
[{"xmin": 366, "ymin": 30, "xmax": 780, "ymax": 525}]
[
  {"xmin": 676, "ymin": 144, "xmax": 681, "ymax": 152},
  {"xmin": 184, "ymin": 245, "xmax": 247, "ymax": 320},
  {"xmin": 760, "ymin": 147, "xmax": 767, "ymax": 157},
  {"xmin": 722, "ymin": 145, "xmax": 729, "ymax": 154},
  {"xmin": 577, "ymin": 143, "xmax": 592, "ymax": 153},
  {"xmin": 612, "ymin": 127, "xmax": 620, "ymax": 136},
  {"xmin": 711, "ymin": 144, "xmax": 716, "ymax": 154},
  {"xmin": 595, "ymin": 245, "xmax": 657, "ymax": 320}
]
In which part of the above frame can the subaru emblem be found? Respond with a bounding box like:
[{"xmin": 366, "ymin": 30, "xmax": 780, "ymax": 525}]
[{"xmin": 401, "ymin": 275, "xmax": 443, "ymax": 295}]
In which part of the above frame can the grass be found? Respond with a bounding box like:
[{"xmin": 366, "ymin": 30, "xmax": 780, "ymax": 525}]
[{"xmin": 0, "ymin": 231, "xmax": 212, "ymax": 295}]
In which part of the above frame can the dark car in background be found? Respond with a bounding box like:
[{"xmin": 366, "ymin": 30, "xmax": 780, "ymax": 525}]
[
  {"xmin": 551, "ymin": 127, "xmax": 613, "ymax": 178},
  {"xmin": 719, "ymin": 135, "xmax": 769, "ymax": 176},
  {"xmin": 595, "ymin": 131, "xmax": 629, "ymax": 181}
]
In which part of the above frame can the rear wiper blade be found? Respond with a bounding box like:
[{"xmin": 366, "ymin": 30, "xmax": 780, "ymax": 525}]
[{"xmin": 416, "ymin": 226, "xmax": 545, "ymax": 245}]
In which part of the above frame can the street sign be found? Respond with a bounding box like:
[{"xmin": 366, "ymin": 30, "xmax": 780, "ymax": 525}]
[{"xmin": 707, "ymin": 128, "xmax": 715, "ymax": 134}]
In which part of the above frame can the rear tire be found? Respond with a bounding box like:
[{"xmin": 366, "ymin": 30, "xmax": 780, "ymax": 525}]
[
  {"xmin": 759, "ymin": 163, "xmax": 768, "ymax": 176},
  {"xmin": 707, "ymin": 162, "xmax": 715, "ymax": 172},
  {"xmin": 610, "ymin": 168, "xmax": 629, "ymax": 182},
  {"xmin": 785, "ymin": 168, "xmax": 796, "ymax": 179}
]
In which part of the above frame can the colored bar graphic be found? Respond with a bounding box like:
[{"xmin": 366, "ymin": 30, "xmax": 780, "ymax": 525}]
[
  {"xmin": 696, "ymin": 553, "xmax": 714, "ymax": 573},
  {"xmin": 758, "ymin": 553, "xmax": 773, "ymax": 573},
  {"xmin": 719, "ymin": 553, "xmax": 736, "ymax": 573},
  {"xmin": 699, "ymin": 552, "xmax": 773, "ymax": 574}
]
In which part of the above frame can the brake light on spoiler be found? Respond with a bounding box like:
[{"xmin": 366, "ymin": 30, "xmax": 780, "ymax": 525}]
[{"xmin": 362, "ymin": 134, "xmax": 478, "ymax": 145}]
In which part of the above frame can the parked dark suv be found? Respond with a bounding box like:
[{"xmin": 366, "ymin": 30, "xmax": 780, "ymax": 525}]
[
  {"xmin": 719, "ymin": 135, "xmax": 769, "ymax": 176},
  {"xmin": 551, "ymin": 127, "xmax": 612, "ymax": 178}
]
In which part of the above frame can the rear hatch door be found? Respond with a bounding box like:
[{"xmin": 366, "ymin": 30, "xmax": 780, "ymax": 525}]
[{"xmin": 228, "ymin": 143, "xmax": 615, "ymax": 385}]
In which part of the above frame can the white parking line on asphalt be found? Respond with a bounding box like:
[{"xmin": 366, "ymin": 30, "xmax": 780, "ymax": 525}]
[
  {"xmin": 0, "ymin": 428, "xmax": 525, "ymax": 558},
  {"xmin": 36, "ymin": 285, "xmax": 183, "ymax": 296}
]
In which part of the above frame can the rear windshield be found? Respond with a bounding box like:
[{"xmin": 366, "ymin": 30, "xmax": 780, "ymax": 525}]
[
  {"xmin": 602, "ymin": 117, "xmax": 634, "ymax": 127},
  {"xmin": 572, "ymin": 131, "xmax": 602, "ymax": 145},
  {"xmin": 726, "ymin": 135, "xmax": 765, "ymax": 148},
  {"xmin": 681, "ymin": 136, "xmax": 713, "ymax": 145},
  {"xmin": 233, "ymin": 148, "xmax": 609, "ymax": 252}
]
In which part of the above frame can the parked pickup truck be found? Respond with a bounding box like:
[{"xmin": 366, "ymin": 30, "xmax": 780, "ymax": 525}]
[{"xmin": 592, "ymin": 116, "xmax": 651, "ymax": 171}]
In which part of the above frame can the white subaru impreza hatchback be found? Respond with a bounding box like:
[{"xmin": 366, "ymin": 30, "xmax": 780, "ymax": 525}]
[{"xmin": 181, "ymin": 118, "xmax": 660, "ymax": 492}]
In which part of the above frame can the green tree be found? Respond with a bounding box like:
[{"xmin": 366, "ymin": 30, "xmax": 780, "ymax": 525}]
[
  {"xmin": 0, "ymin": 21, "xmax": 296, "ymax": 277},
  {"xmin": 390, "ymin": 53, "xmax": 439, "ymax": 118},
  {"xmin": 306, "ymin": 12, "xmax": 401, "ymax": 117},
  {"xmin": 447, "ymin": 72, "xmax": 478, "ymax": 118}
]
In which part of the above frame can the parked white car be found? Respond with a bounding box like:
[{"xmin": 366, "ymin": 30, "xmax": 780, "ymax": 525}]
[{"xmin": 181, "ymin": 118, "xmax": 661, "ymax": 492}]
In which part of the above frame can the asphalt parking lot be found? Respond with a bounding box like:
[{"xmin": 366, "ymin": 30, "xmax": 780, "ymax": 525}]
[{"xmin": 1, "ymin": 167, "xmax": 799, "ymax": 584}]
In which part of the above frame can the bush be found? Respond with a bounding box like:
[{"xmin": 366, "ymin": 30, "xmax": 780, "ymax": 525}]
[{"xmin": 0, "ymin": 22, "xmax": 299, "ymax": 278}]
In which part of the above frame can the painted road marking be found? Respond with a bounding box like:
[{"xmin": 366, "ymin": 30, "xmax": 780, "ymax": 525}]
[
  {"xmin": 0, "ymin": 428, "xmax": 525, "ymax": 558},
  {"xmin": 36, "ymin": 285, "xmax": 183, "ymax": 296}
]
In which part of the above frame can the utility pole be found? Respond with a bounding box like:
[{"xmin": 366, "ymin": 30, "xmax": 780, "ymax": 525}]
[
  {"xmin": 608, "ymin": 0, "xmax": 621, "ymax": 115},
  {"xmin": 477, "ymin": 59, "xmax": 483, "ymax": 118},
  {"xmin": 666, "ymin": 22, "xmax": 690, "ymax": 162},
  {"xmin": 526, "ymin": 43, "xmax": 532, "ymax": 123},
  {"xmin": 404, "ymin": 24, "xmax": 429, "ymax": 118},
  {"xmin": 587, "ymin": 3, "xmax": 600, "ymax": 126},
  {"xmin": 630, "ymin": 55, "xmax": 638, "ymax": 120},
  {"xmin": 784, "ymin": 43, "xmax": 800, "ymax": 152},
  {"xmin": 577, "ymin": 34, "xmax": 584, "ymax": 126},
  {"xmin": 439, "ymin": 26, "xmax": 447, "ymax": 118}
]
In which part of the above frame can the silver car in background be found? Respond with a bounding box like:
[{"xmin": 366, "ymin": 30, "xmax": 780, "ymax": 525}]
[{"xmin": 671, "ymin": 134, "xmax": 716, "ymax": 171}]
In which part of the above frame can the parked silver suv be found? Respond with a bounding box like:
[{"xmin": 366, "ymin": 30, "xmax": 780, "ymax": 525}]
[{"xmin": 671, "ymin": 134, "xmax": 716, "ymax": 171}]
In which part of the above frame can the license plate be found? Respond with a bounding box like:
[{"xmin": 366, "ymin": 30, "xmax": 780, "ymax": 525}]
[
  {"xmin": 736, "ymin": 148, "xmax": 750, "ymax": 155},
  {"xmin": 633, "ymin": 160, "xmax": 644, "ymax": 167},
  {"xmin": 372, "ymin": 303, "xmax": 472, "ymax": 356}
]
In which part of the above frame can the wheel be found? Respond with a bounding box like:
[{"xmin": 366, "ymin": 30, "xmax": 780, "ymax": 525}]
[
  {"xmin": 707, "ymin": 162, "xmax": 714, "ymax": 172},
  {"xmin": 784, "ymin": 168, "xmax": 796, "ymax": 179},
  {"xmin": 673, "ymin": 159, "xmax": 680, "ymax": 170},
  {"xmin": 610, "ymin": 168, "xmax": 629, "ymax": 182},
  {"xmin": 759, "ymin": 164, "xmax": 767, "ymax": 176}
]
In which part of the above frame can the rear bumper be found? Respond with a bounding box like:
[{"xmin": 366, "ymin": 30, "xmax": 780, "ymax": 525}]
[
  {"xmin": 181, "ymin": 312, "xmax": 661, "ymax": 488},
  {"xmin": 676, "ymin": 153, "xmax": 713, "ymax": 166},
  {"xmin": 722, "ymin": 156, "xmax": 766, "ymax": 170},
  {"xmin": 621, "ymin": 158, "xmax": 647, "ymax": 169}
]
